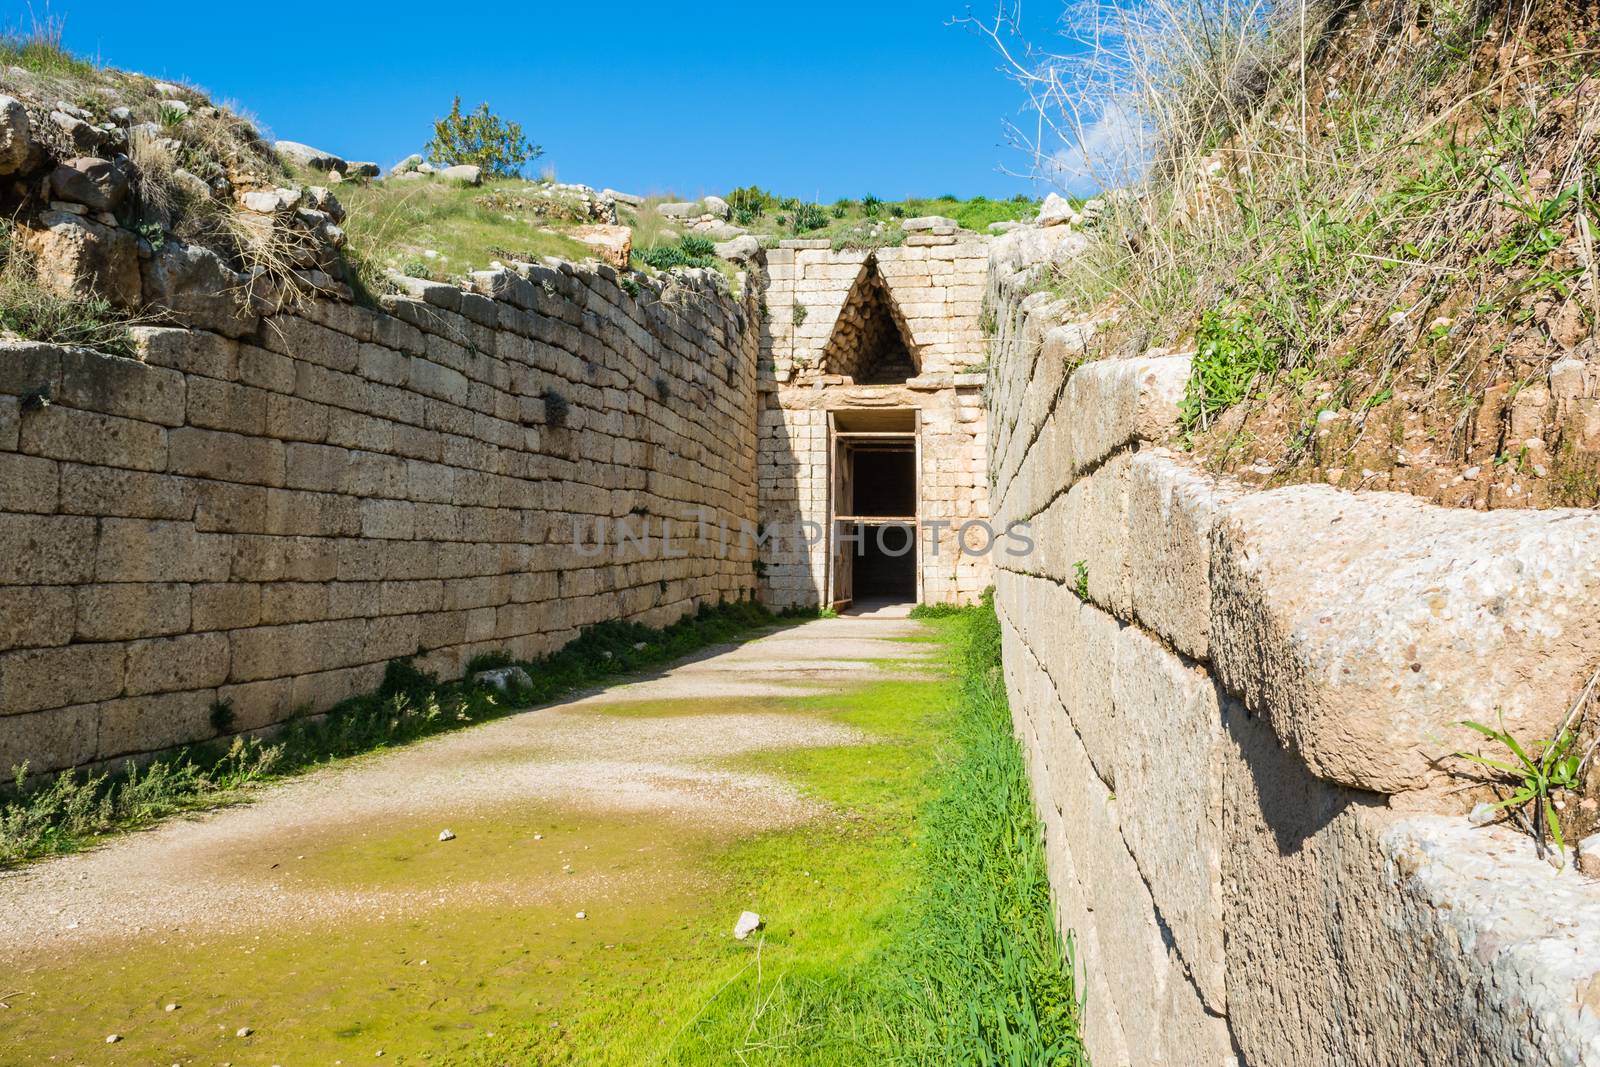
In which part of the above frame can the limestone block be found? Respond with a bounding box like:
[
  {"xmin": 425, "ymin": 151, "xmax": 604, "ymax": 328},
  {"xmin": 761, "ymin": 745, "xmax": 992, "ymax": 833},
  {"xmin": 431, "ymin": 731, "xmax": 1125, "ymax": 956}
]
[
  {"xmin": 167, "ymin": 427, "xmax": 286, "ymax": 487},
  {"xmin": 0, "ymin": 705, "xmax": 97, "ymax": 776},
  {"xmin": 0, "ymin": 642, "xmax": 125, "ymax": 714},
  {"xmin": 95, "ymin": 519, "xmax": 231, "ymax": 583},
  {"xmin": 0, "ymin": 513, "xmax": 96, "ymax": 585},
  {"xmin": 215, "ymin": 677, "xmax": 295, "ymax": 732},
  {"xmin": 1110, "ymin": 624, "xmax": 1226, "ymax": 1009},
  {"xmin": 0, "ymin": 453, "xmax": 58, "ymax": 513},
  {"xmin": 58, "ymin": 464, "xmax": 198, "ymax": 521},
  {"xmin": 1127, "ymin": 451, "xmax": 1239, "ymax": 660},
  {"xmin": 58, "ymin": 347, "xmax": 186, "ymax": 426},
  {"xmin": 192, "ymin": 582, "xmax": 261, "ymax": 631},
  {"xmin": 264, "ymin": 393, "xmax": 331, "ymax": 443},
  {"xmin": 129, "ymin": 327, "xmax": 239, "ymax": 381},
  {"xmin": 124, "ymin": 631, "xmax": 230, "ymax": 696},
  {"xmin": 1030, "ymin": 451, "xmax": 1132, "ymax": 614},
  {"xmin": 228, "ymin": 619, "xmax": 369, "ymax": 683},
  {"xmin": 327, "ymin": 581, "xmax": 380, "ymax": 620},
  {"xmin": 95, "ymin": 690, "xmax": 215, "ymax": 759},
  {"xmin": 20, "ymin": 406, "xmax": 167, "ymax": 472},
  {"xmin": 1221, "ymin": 704, "xmax": 1600, "ymax": 1065},
  {"xmin": 1064, "ymin": 355, "xmax": 1189, "ymax": 476},
  {"xmin": 1213, "ymin": 486, "xmax": 1600, "ymax": 793},
  {"xmin": 75, "ymin": 583, "xmax": 191, "ymax": 642},
  {"xmin": 0, "ymin": 394, "xmax": 17, "ymax": 451},
  {"xmin": 186, "ymin": 377, "xmax": 268, "ymax": 435},
  {"xmin": 236, "ymin": 343, "xmax": 296, "ymax": 393},
  {"xmin": 0, "ymin": 586, "xmax": 73, "ymax": 652}
]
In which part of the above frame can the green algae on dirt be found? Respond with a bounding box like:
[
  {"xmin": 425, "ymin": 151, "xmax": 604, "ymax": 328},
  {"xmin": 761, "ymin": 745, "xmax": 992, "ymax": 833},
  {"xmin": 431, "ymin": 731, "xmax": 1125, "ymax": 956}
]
[
  {"xmin": 2, "ymin": 609, "xmax": 1081, "ymax": 1066},
  {"xmin": 1, "ymin": 806, "xmax": 735, "ymax": 1064}
]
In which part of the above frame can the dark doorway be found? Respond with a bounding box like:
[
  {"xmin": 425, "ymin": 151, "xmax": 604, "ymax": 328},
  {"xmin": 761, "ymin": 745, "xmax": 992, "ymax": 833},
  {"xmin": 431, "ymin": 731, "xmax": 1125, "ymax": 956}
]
[
  {"xmin": 851, "ymin": 447, "xmax": 916, "ymax": 517},
  {"xmin": 850, "ymin": 521, "xmax": 916, "ymax": 599},
  {"xmin": 839, "ymin": 439, "xmax": 916, "ymax": 602}
]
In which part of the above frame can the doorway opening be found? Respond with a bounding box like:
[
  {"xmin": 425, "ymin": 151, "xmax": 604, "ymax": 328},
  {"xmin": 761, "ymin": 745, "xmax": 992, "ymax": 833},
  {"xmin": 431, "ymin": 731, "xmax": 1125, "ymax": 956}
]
[{"xmin": 831, "ymin": 410, "xmax": 918, "ymax": 609}]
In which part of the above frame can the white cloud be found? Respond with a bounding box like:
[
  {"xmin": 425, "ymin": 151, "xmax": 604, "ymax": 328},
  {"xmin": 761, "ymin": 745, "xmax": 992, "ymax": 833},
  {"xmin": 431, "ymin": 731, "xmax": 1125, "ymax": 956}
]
[{"xmin": 1047, "ymin": 99, "xmax": 1149, "ymax": 194}]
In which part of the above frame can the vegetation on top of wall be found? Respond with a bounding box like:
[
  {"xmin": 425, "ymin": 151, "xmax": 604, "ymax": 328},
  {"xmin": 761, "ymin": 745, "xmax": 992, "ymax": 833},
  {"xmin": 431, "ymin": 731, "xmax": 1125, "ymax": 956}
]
[
  {"xmin": 634, "ymin": 234, "xmax": 719, "ymax": 271},
  {"xmin": 332, "ymin": 174, "xmax": 597, "ymax": 289},
  {"xmin": 997, "ymin": 0, "xmax": 1600, "ymax": 508},
  {"xmin": 0, "ymin": 600, "xmax": 788, "ymax": 868}
]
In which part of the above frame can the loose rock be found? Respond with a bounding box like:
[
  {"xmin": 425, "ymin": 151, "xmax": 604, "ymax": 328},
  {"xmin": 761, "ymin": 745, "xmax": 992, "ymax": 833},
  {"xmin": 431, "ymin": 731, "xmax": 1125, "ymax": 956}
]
[
  {"xmin": 49, "ymin": 156, "xmax": 131, "ymax": 212},
  {"xmin": 1036, "ymin": 192, "xmax": 1077, "ymax": 227},
  {"xmin": 275, "ymin": 140, "xmax": 345, "ymax": 173},
  {"xmin": 0, "ymin": 95, "xmax": 36, "ymax": 174},
  {"xmin": 733, "ymin": 911, "xmax": 763, "ymax": 940},
  {"xmin": 440, "ymin": 164, "xmax": 482, "ymax": 186},
  {"xmin": 23, "ymin": 211, "xmax": 141, "ymax": 308},
  {"xmin": 570, "ymin": 224, "xmax": 632, "ymax": 271},
  {"xmin": 472, "ymin": 666, "xmax": 533, "ymax": 693},
  {"xmin": 656, "ymin": 201, "xmax": 699, "ymax": 219}
]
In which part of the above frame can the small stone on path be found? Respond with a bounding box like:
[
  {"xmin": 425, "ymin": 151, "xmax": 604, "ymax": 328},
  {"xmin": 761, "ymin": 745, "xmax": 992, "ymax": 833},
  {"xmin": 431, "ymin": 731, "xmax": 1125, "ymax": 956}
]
[
  {"xmin": 576, "ymin": 911, "xmax": 586, "ymax": 919},
  {"xmin": 105, "ymin": 1034, "xmax": 120, "ymax": 1043},
  {"xmin": 237, "ymin": 1026, "xmax": 253, "ymax": 1037},
  {"xmin": 734, "ymin": 911, "xmax": 763, "ymax": 940},
  {"xmin": 438, "ymin": 829, "xmax": 455, "ymax": 841}
]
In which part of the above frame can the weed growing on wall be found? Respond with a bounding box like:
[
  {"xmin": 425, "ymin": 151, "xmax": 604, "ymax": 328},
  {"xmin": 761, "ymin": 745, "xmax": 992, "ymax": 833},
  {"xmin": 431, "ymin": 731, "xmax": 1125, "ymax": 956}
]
[
  {"xmin": 1073, "ymin": 560, "xmax": 1090, "ymax": 600},
  {"xmin": 1456, "ymin": 717, "xmax": 1583, "ymax": 861}
]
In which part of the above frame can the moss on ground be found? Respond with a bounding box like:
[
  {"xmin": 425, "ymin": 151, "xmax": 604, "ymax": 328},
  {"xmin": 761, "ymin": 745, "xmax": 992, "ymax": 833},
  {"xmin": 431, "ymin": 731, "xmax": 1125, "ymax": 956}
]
[{"xmin": 4, "ymin": 604, "xmax": 1081, "ymax": 1066}]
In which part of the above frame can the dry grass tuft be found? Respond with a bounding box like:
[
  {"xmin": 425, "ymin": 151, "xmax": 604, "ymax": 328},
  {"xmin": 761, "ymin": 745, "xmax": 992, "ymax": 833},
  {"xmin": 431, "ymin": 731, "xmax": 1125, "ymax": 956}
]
[{"xmin": 980, "ymin": 0, "xmax": 1600, "ymax": 506}]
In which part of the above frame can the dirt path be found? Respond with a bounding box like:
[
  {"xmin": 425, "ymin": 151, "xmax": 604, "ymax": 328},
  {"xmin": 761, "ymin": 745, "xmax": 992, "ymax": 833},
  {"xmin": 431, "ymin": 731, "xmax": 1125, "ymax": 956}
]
[{"xmin": 0, "ymin": 612, "xmax": 934, "ymax": 1063}]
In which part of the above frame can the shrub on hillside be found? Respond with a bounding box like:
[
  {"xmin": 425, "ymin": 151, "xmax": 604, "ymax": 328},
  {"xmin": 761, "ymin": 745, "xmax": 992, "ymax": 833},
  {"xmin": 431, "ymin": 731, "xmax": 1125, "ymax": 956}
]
[
  {"xmin": 791, "ymin": 202, "xmax": 828, "ymax": 232},
  {"xmin": 637, "ymin": 236, "xmax": 718, "ymax": 271},
  {"xmin": 426, "ymin": 97, "xmax": 541, "ymax": 178}
]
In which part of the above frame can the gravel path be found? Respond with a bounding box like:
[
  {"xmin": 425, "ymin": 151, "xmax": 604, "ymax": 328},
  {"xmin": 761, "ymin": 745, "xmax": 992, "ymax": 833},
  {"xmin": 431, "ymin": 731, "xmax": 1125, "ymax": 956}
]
[{"xmin": 0, "ymin": 614, "xmax": 932, "ymax": 961}]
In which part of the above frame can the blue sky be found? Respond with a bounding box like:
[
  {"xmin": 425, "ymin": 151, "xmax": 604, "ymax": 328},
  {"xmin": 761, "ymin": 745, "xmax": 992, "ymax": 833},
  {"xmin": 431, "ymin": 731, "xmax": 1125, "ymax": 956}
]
[{"xmin": 49, "ymin": 1, "xmax": 1068, "ymax": 201}]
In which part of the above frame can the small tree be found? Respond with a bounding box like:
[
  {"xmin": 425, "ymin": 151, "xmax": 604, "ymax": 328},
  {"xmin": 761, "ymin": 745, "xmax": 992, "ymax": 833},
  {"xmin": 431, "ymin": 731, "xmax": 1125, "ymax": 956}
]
[{"xmin": 426, "ymin": 97, "xmax": 541, "ymax": 178}]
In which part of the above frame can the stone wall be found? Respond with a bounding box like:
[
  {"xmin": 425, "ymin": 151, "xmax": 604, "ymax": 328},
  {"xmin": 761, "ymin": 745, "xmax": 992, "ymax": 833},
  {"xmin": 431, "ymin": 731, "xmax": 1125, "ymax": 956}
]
[
  {"xmin": 0, "ymin": 260, "xmax": 759, "ymax": 777},
  {"xmin": 757, "ymin": 238, "xmax": 990, "ymax": 609},
  {"xmin": 986, "ymin": 245, "xmax": 1600, "ymax": 1065}
]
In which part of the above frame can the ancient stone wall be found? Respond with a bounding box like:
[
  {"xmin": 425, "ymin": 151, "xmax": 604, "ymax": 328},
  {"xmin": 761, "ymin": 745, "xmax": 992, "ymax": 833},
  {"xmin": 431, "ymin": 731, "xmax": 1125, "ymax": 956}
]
[
  {"xmin": 757, "ymin": 238, "xmax": 990, "ymax": 609},
  {"xmin": 986, "ymin": 245, "xmax": 1600, "ymax": 1065},
  {"xmin": 0, "ymin": 261, "xmax": 759, "ymax": 777}
]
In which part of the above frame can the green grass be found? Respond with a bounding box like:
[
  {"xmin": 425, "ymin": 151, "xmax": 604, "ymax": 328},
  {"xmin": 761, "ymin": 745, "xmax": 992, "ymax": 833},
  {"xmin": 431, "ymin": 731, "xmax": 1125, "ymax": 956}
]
[
  {"xmin": 0, "ymin": 13, "xmax": 97, "ymax": 77},
  {"xmin": 0, "ymin": 599, "xmax": 790, "ymax": 867},
  {"xmin": 468, "ymin": 593, "xmax": 1083, "ymax": 1065},
  {"xmin": 712, "ymin": 193, "xmax": 1038, "ymax": 248},
  {"xmin": 333, "ymin": 173, "xmax": 599, "ymax": 290}
]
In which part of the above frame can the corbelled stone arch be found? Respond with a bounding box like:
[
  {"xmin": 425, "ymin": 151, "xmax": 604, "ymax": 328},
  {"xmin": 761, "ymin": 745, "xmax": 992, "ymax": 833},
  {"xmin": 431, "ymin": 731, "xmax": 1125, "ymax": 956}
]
[{"xmin": 818, "ymin": 255, "xmax": 921, "ymax": 384}]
